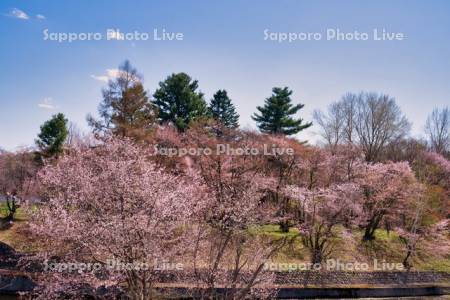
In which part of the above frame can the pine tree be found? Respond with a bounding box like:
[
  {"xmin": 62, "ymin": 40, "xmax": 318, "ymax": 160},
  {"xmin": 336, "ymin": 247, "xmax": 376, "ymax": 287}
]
[
  {"xmin": 252, "ymin": 87, "xmax": 312, "ymax": 135},
  {"xmin": 152, "ymin": 73, "xmax": 209, "ymax": 131},
  {"xmin": 87, "ymin": 60, "xmax": 155, "ymax": 139},
  {"xmin": 209, "ymin": 90, "xmax": 239, "ymax": 128},
  {"xmin": 36, "ymin": 113, "xmax": 68, "ymax": 157}
]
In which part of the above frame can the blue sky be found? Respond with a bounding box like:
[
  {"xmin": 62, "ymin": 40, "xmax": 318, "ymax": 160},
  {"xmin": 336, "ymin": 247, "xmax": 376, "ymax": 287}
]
[{"xmin": 1, "ymin": 0, "xmax": 449, "ymax": 150}]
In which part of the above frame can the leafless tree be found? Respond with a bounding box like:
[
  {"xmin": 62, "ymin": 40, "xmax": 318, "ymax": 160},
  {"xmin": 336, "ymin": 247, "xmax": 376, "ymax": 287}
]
[
  {"xmin": 313, "ymin": 103, "xmax": 344, "ymax": 153},
  {"xmin": 314, "ymin": 92, "xmax": 410, "ymax": 161},
  {"xmin": 340, "ymin": 93, "xmax": 358, "ymax": 143},
  {"xmin": 381, "ymin": 138, "xmax": 427, "ymax": 163},
  {"xmin": 354, "ymin": 92, "xmax": 411, "ymax": 161},
  {"xmin": 65, "ymin": 122, "xmax": 82, "ymax": 147},
  {"xmin": 425, "ymin": 107, "xmax": 450, "ymax": 155},
  {"xmin": 65, "ymin": 122, "xmax": 97, "ymax": 149},
  {"xmin": 313, "ymin": 94, "xmax": 358, "ymax": 153}
]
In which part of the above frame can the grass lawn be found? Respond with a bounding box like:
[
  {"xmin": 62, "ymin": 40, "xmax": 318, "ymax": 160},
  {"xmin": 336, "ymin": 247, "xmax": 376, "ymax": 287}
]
[
  {"xmin": 0, "ymin": 214, "xmax": 448, "ymax": 272},
  {"xmin": 0, "ymin": 203, "xmax": 38, "ymax": 252},
  {"xmin": 250, "ymin": 224, "xmax": 450, "ymax": 272}
]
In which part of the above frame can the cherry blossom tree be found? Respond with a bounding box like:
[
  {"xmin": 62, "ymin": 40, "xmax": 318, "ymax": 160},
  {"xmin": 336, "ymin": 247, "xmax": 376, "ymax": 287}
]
[
  {"xmin": 257, "ymin": 135, "xmax": 307, "ymax": 233},
  {"xmin": 282, "ymin": 148, "xmax": 362, "ymax": 264},
  {"xmin": 357, "ymin": 161, "xmax": 419, "ymax": 241},
  {"xmin": 30, "ymin": 137, "xmax": 207, "ymax": 299},
  {"xmin": 420, "ymin": 151, "xmax": 450, "ymax": 189},
  {"xmin": 397, "ymin": 199, "xmax": 425, "ymax": 270},
  {"xmin": 185, "ymin": 125, "xmax": 284, "ymax": 299}
]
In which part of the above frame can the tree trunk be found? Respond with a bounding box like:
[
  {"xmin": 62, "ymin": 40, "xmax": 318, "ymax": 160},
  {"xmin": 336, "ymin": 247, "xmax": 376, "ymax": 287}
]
[
  {"xmin": 279, "ymin": 221, "xmax": 290, "ymax": 233},
  {"xmin": 402, "ymin": 250, "xmax": 412, "ymax": 270},
  {"xmin": 311, "ymin": 248, "xmax": 323, "ymax": 265},
  {"xmin": 363, "ymin": 215, "xmax": 382, "ymax": 241},
  {"xmin": 363, "ymin": 226, "xmax": 376, "ymax": 241}
]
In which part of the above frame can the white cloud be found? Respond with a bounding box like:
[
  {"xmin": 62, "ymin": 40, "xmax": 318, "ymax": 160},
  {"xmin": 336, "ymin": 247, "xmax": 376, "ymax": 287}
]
[
  {"xmin": 7, "ymin": 8, "xmax": 29, "ymax": 20},
  {"xmin": 38, "ymin": 97, "xmax": 56, "ymax": 110},
  {"xmin": 90, "ymin": 68, "xmax": 120, "ymax": 82},
  {"xmin": 106, "ymin": 69, "xmax": 120, "ymax": 78},
  {"xmin": 36, "ymin": 14, "xmax": 46, "ymax": 20},
  {"xmin": 90, "ymin": 75, "xmax": 109, "ymax": 82}
]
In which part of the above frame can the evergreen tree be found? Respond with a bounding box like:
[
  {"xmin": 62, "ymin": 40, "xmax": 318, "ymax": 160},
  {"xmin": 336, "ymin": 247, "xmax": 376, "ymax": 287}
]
[
  {"xmin": 152, "ymin": 73, "xmax": 208, "ymax": 131},
  {"xmin": 209, "ymin": 90, "xmax": 239, "ymax": 128},
  {"xmin": 36, "ymin": 113, "xmax": 68, "ymax": 157},
  {"xmin": 87, "ymin": 60, "xmax": 155, "ymax": 139},
  {"xmin": 252, "ymin": 87, "xmax": 312, "ymax": 135}
]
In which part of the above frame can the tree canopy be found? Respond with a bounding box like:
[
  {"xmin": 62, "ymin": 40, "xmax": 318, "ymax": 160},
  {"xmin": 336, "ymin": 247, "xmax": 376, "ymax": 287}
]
[
  {"xmin": 152, "ymin": 73, "xmax": 209, "ymax": 131},
  {"xmin": 208, "ymin": 90, "xmax": 239, "ymax": 128},
  {"xmin": 36, "ymin": 113, "xmax": 68, "ymax": 157},
  {"xmin": 252, "ymin": 87, "xmax": 312, "ymax": 135}
]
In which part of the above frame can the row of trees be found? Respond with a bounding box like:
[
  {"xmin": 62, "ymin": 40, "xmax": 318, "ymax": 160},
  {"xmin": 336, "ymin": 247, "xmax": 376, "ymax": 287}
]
[
  {"xmin": 32, "ymin": 61, "xmax": 448, "ymax": 161},
  {"xmin": 29, "ymin": 59, "xmax": 313, "ymax": 160},
  {"xmin": 87, "ymin": 61, "xmax": 311, "ymax": 139},
  {"xmin": 28, "ymin": 121, "xmax": 450, "ymax": 299},
  {"xmin": 31, "ymin": 134, "xmax": 284, "ymax": 299},
  {"xmin": 314, "ymin": 93, "xmax": 450, "ymax": 161}
]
